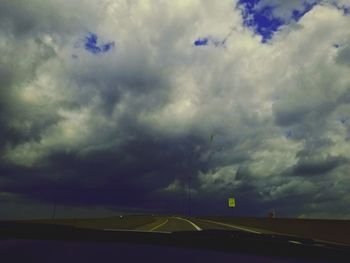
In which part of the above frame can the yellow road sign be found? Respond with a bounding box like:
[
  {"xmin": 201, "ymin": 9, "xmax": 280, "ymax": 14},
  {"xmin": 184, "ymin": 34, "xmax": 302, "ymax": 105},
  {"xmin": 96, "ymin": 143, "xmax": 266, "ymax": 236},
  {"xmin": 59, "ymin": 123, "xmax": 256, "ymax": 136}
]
[{"xmin": 228, "ymin": 197, "xmax": 236, "ymax": 208}]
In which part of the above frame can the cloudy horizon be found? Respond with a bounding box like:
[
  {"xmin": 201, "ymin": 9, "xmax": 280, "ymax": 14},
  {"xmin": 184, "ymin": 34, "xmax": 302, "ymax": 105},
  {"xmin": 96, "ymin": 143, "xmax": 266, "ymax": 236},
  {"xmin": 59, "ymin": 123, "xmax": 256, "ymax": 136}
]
[{"xmin": 1, "ymin": 0, "xmax": 350, "ymax": 219}]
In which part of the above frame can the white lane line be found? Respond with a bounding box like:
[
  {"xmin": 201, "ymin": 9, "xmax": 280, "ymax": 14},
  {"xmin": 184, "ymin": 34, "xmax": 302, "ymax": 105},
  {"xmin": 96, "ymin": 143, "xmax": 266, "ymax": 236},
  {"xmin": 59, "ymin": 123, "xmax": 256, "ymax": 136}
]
[
  {"xmin": 149, "ymin": 219, "xmax": 169, "ymax": 231},
  {"xmin": 103, "ymin": 228, "xmax": 170, "ymax": 233},
  {"xmin": 198, "ymin": 219, "xmax": 261, "ymax": 234},
  {"xmin": 104, "ymin": 229, "xmax": 150, "ymax": 232},
  {"xmin": 289, "ymin": 240, "xmax": 303, "ymax": 245},
  {"xmin": 313, "ymin": 239, "xmax": 348, "ymax": 246},
  {"xmin": 174, "ymin": 217, "xmax": 202, "ymax": 231}
]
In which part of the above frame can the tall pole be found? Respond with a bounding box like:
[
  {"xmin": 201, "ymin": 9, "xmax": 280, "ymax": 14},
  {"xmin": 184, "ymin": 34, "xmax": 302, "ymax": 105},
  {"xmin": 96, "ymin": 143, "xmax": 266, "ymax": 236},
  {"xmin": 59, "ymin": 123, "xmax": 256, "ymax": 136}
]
[
  {"xmin": 188, "ymin": 175, "xmax": 192, "ymax": 217},
  {"xmin": 52, "ymin": 201, "xmax": 57, "ymax": 220},
  {"xmin": 51, "ymin": 176, "xmax": 62, "ymax": 220}
]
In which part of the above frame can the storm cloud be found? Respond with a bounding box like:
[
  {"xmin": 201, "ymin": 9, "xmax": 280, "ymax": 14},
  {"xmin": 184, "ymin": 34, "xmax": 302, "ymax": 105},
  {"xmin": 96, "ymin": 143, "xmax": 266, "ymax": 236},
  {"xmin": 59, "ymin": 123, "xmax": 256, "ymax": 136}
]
[{"xmin": 1, "ymin": 0, "xmax": 350, "ymax": 219}]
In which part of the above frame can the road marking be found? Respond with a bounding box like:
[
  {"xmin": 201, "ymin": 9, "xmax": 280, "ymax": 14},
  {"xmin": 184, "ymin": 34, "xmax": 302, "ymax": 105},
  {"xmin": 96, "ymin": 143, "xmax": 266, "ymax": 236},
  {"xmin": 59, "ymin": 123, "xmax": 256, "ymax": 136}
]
[
  {"xmin": 174, "ymin": 217, "xmax": 202, "ymax": 231},
  {"xmin": 198, "ymin": 219, "xmax": 261, "ymax": 234},
  {"xmin": 313, "ymin": 239, "xmax": 348, "ymax": 246},
  {"xmin": 312, "ymin": 243, "xmax": 325, "ymax": 247},
  {"xmin": 103, "ymin": 228, "xmax": 170, "ymax": 233},
  {"xmin": 289, "ymin": 240, "xmax": 302, "ymax": 245},
  {"xmin": 149, "ymin": 219, "xmax": 169, "ymax": 231},
  {"xmin": 104, "ymin": 229, "xmax": 152, "ymax": 232}
]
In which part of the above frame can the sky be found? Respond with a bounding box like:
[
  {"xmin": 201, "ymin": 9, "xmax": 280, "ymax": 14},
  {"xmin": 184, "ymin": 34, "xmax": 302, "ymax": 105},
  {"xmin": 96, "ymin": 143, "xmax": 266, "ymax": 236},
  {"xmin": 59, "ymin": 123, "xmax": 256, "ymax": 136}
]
[{"xmin": 1, "ymin": 0, "xmax": 350, "ymax": 219}]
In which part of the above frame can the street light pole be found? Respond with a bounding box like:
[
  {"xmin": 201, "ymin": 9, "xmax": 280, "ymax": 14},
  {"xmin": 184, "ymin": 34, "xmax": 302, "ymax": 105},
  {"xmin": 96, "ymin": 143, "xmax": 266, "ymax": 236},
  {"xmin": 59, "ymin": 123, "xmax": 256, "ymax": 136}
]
[{"xmin": 188, "ymin": 175, "xmax": 192, "ymax": 217}]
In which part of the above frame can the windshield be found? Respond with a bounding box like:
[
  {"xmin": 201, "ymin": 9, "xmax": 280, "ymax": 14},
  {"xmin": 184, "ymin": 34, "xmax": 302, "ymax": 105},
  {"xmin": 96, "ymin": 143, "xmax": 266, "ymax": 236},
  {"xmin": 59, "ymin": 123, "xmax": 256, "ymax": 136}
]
[{"xmin": 1, "ymin": 0, "xmax": 350, "ymax": 248}]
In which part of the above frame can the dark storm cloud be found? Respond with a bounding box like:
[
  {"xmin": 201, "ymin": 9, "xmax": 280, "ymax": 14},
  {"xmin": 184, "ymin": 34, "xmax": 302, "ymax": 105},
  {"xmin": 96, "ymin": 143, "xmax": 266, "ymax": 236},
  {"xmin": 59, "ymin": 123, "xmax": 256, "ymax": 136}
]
[
  {"xmin": 0, "ymin": 1, "xmax": 48, "ymax": 36},
  {"xmin": 0, "ymin": 2, "xmax": 71, "ymax": 152},
  {"xmin": 0, "ymin": 134, "xmax": 208, "ymax": 212},
  {"xmin": 0, "ymin": 65, "xmax": 16, "ymax": 143},
  {"xmin": 273, "ymin": 99, "xmax": 336, "ymax": 128},
  {"xmin": 274, "ymin": 106, "xmax": 308, "ymax": 126},
  {"xmin": 1, "ymin": 0, "xmax": 350, "ymax": 219},
  {"xmin": 0, "ymin": 0, "xmax": 186, "ymax": 215},
  {"xmin": 67, "ymin": 57, "xmax": 171, "ymax": 116},
  {"xmin": 0, "ymin": 0, "xmax": 99, "ymax": 37},
  {"xmin": 291, "ymin": 156, "xmax": 346, "ymax": 176}
]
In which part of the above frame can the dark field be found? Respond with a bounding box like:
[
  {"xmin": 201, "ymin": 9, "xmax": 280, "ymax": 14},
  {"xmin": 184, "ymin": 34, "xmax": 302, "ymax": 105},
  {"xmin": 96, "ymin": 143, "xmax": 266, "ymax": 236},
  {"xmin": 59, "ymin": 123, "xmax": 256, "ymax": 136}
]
[
  {"xmin": 198, "ymin": 216, "xmax": 350, "ymax": 245},
  {"xmin": 14, "ymin": 215, "xmax": 157, "ymax": 230}
]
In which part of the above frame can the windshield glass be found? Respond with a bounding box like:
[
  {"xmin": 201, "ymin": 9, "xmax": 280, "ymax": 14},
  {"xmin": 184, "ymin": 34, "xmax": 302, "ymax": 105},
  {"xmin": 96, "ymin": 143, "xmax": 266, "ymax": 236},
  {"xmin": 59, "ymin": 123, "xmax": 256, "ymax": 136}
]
[{"xmin": 1, "ymin": 0, "xmax": 350, "ymax": 247}]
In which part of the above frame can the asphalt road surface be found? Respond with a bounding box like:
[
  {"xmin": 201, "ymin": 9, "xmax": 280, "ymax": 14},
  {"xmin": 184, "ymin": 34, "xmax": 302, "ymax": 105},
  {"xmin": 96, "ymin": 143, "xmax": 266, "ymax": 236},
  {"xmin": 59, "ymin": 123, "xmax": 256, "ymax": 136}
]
[
  {"xmin": 20, "ymin": 216, "xmax": 349, "ymax": 245},
  {"xmin": 124, "ymin": 217, "xmax": 278, "ymax": 234}
]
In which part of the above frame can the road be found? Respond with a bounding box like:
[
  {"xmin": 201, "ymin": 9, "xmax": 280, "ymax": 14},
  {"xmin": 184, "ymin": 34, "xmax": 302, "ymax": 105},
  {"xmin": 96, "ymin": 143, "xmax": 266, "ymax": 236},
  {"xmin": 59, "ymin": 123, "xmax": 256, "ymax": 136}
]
[
  {"xmin": 23, "ymin": 215, "xmax": 350, "ymax": 245},
  {"xmin": 24, "ymin": 215, "xmax": 273, "ymax": 234},
  {"xmin": 129, "ymin": 216, "xmax": 277, "ymax": 234}
]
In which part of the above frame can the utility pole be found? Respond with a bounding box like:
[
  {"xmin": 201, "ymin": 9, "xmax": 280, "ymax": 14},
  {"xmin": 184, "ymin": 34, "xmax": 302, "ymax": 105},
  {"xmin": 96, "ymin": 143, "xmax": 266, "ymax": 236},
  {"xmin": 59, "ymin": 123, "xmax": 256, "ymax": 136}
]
[
  {"xmin": 51, "ymin": 176, "xmax": 62, "ymax": 220},
  {"xmin": 52, "ymin": 201, "xmax": 57, "ymax": 220},
  {"xmin": 188, "ymin": 175, "xmax": 192, "ymax": 217}
]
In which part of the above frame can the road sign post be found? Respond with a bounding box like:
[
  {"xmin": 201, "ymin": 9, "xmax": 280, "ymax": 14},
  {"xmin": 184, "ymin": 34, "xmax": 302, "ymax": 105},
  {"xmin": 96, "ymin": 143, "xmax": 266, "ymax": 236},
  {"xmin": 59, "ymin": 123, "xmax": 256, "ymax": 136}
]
[
  {"xmin": 228, "ymin": 197, "xmax": 236, "ymax": 208},
  {"xmin": 228, "ymin": 197, "xmax": 236, "ymax": 217}
]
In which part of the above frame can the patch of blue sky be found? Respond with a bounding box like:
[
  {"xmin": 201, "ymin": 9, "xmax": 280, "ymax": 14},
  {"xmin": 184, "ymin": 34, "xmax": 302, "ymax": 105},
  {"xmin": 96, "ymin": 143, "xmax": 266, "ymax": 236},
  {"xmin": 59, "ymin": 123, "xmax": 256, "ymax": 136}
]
[
  {"xmin": 237, "ymin": 0, "xmax": 284, "ymax": 43},
  {"xmin": 344, "ymin": 6, "xmax": 350, "ymax": 15},
  {"xmin": 237, "ymin": 0, "xmax": 319, "ymax": 43},
  {"xmin": 193, "ymin": 31, "xmax": 234, "ymax": 48},
  {"xmin": 83, "ymin": 32, "xmax": 115, "ymax": 54},
  {"xmin": 194, "ymin": 19, "xmax": 238, "ymax": 48},
  {"xmin": 291, "ymin": 1, "xmax": 318, "ymax": 21},
  {"xmin": 332, "ymin": 2, "xmax": 350, "ymax": 15},
  {"xmin": 194, "ymin": 37, "xmax": 209, "ymax": 46}
]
